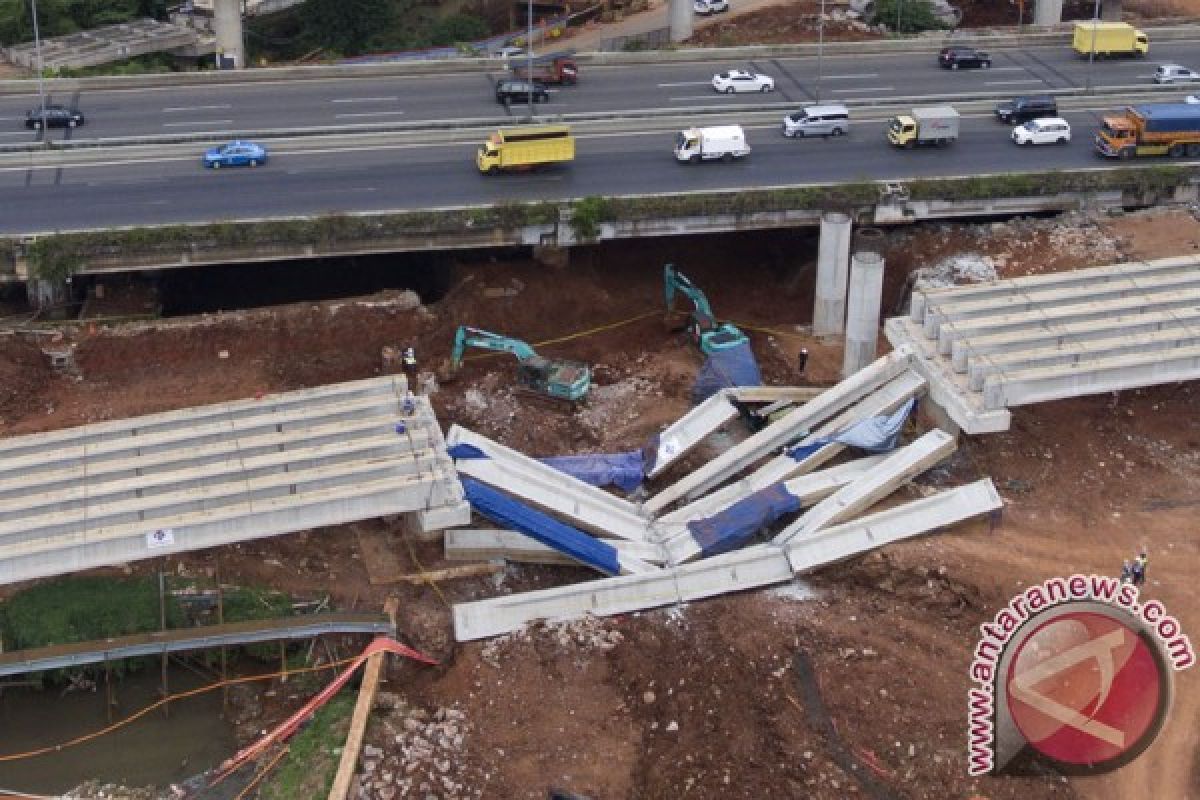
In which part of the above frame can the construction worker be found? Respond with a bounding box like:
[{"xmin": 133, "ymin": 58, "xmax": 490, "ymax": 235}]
[
  {"xmin": 1119, "ymin": 560, "xmax": 1133, "ymax": 585},
  {"xmin": 1132, "ymin": 550, "xmax": 1148, "ymax": 587},
  {"xmin": 797, "ymin": 348, "xmax": 809, "ymax": 377},
  {"xmin": 402, "ymin": 346, "xmax": 418, "ymax": 388}
]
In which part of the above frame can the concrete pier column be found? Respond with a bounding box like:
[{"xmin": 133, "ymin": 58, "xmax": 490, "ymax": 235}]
[
  {"xmin": 842, "ymin": 251, "xmax": 885, "ymax": 378},
  {"xmin": 668, "ymin": 0, "xmax": 694, "ymax": 43},
  {"xmin": 214, "ymin": 0, "xmax": 244, "ymax": 69},
  {"xmin": 813, "ymin": 211, "xmax": 852, "ymax": 336},
  {"xmin": 1033, "ymin": 0, "xmax": 1063, "ymax": 26},
  {"xmin": 1101, "ymin": 0, "xmax": 1122, "ymax": 21}
]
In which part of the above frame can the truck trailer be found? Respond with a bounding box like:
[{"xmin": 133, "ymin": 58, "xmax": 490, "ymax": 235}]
[
  {"xmin": 674, "ymin": 125, "xmax": 751, "ymax": 163},
  {"xmin": 887, "ymin": 106, "xmax": 960, "ymax": 148},
  {"xmin": 1072, "ymin": 21, "xmax": 1148, "ymax": 58},
  {"xmin": 511, "ymin": 53, "xmax": 579, "ymax": 85},
  {"xmin": 1094, "ymin": 104, "xmax": 1200, "ymax": 159},
  {"xmin": 477, "ymin": 124, "xmax": 575, "ymax": 174}
]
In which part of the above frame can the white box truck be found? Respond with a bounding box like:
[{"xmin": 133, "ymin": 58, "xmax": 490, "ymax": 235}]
[
  {"xmin": 887, "ymin": 106, "xmax": 960, "ymax": 148},
  {"xmin": 675, "ymin": 125, "xmax": 751, "ymax": 163}
]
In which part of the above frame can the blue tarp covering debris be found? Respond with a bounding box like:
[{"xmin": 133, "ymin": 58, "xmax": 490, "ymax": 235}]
[
  {"xmin": 692, "ymin": 342, "xmax": 762, "ymax": 403},
  {"xmin": 460, "ymin": 477, "xmax": 622, "ymax": 575},
  {"xmin": 540, "ymin": 451, "xmax": 645, "ymax": 493},
  {"xmin": 686, "ymin": 483, "xmax": 803, "ymax": 558},
  {"xmin": 447, "ymin": 443, "xmax": 488, "ymax": 460},
  {"xmin": 785, "ymin": 398, "xmax": 916, "ymax": 461}
]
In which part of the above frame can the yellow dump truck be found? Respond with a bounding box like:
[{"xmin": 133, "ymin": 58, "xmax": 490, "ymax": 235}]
[
  {"xmin": 476, "ymin": 124, "xmax": 575, "ymax": 175},
  {"xmin": 1072, "ymin": 21, "xmax": 1148, "ymax": 58}
]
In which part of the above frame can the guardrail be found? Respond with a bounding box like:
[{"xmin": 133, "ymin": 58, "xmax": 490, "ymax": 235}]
[
  {"xmin": 0, "ymin": 84, "xmax": 1191, "ymax": 158},
  {"xmin": 0, "ymin": 22, "xmax": 1197, "ymax": 95}
]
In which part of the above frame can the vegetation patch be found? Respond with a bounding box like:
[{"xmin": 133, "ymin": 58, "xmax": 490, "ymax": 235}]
[{"xmin": 258, "ymin": 690, "xmax": 356, "ymax": 800}]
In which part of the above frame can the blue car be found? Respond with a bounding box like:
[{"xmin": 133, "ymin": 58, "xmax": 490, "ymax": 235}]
[{"xmin": 204, "ymin": 140, "xmax": 268, "ymax": 169}]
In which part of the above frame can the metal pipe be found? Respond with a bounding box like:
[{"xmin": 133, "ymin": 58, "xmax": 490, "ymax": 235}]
[
  {"xmin": 30, "ymin": 0, "xmax": 47, "ymax": 127},
  {"xmin": 816, "ymin": 0, "xmax": 826, "ymax": 103},
  {"xmin": 1086, "ymin": 0, "xmax": 1100, "ymax": 93}
]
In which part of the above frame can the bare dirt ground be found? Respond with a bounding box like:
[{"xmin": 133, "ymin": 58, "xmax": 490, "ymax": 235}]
[{"xmin": 1, "ymin": 208, "xmax": 1199, "ymax": 799}]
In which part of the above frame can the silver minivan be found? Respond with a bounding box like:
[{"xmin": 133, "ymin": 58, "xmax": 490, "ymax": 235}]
[{"xmin": 782, "ymin": 104, "xmax": 850, "ymax": 137}]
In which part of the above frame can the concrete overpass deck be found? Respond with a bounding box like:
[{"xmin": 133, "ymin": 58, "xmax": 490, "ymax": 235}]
[
  {"xmin": 0, "ymin": 375, "xmax": 469, "ymax": 586},
  {"xmin": 885, "ymin": 255, "xmax": 1200, "ymax": 434}
]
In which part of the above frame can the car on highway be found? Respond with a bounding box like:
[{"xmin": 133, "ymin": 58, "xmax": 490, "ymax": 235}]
[
  {"xmin": 24, "ymin": 104, "xmax": 85, "ymax": 129},
  {"xmin": 712, "ymin": 69, "xmax": 775, "ymax": 94},
  {"xmin": 1153, "ymin": 64, "xmax": 1200, "ymax": 84},
  {"xmin": 203, "ymin": 140, "xmax": 268, "ymax": 168},
  {"xmin": 1011, "ymin": 117, "xmax": 1071, "ymax": 146},
  {"xmin": 1188, "ymin": 94, "xmax": 1200, "ymax": 104},
  {"xmin": 694, "ymin": 0, "xmax": 729, "ymax": 14},
  {"xmin": 994, "ymin": 95, "xmax": 1057, "ymax": 125},
  {"xmin": 782, "ymin": 104, "xmax": 850, "ymax": 137},
  {"xmin": 938, "ymin": 46, "xmax": 991, "ymax": 70},
  {"xmin": 495, "ymin": 79, "xmax": 549, "ymax": 103}
]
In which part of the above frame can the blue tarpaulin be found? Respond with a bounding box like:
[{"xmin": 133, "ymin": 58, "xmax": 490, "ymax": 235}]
[
  {"xmin": 447, "ymin": 443, "xmax": 488, "ymax": 460},
  {"xmin": 686, "ymin": 483, "xmax": 803, "ymax": 558},
  {"xmin": 460, "ymin": 477, "xmax": 622, "ymax": 575},
  {"xmin": 692, "ymin": 342, "xmax": 762, "ymax": 403},
  {"xmin": 540, "ymin": 450, "xmax": 644, "ymax": 493},
  {"xmin": 785, "ymin": 398, "xmax": 916, "ymax": 461}
]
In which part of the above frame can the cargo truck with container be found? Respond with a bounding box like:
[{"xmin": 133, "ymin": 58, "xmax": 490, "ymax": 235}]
[
  {"xmin": 1094, "ymin": 103, "xmax": 1200, "ymax": 159},
  {"xmin": 886, "ymin": 106, "xmax": 960, "ymax": 148},
  {"xmin": 476, "ymin": 124, "xmax": 575, "ymax": 174},
  {"xmin": 1072, "ymin": 21, "xmax": 1148, "ymax": 58},
  {"xmin": 674, "ymin": 125, "xmax": 751, "ymax": 163},
  {"xmin": 511, "ymin": 52, "xmax": 579, "ymax": 85}
]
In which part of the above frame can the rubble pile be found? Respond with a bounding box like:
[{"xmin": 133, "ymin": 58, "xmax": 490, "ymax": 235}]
[{"xmin": 355, "ymin": 704, "xmax": 475, "ymax": 800}]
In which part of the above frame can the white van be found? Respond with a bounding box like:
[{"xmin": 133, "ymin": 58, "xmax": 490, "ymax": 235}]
[
  {"xmin": 782, "ymin": 104, "xmax": 850, "ymax": 138},
  {"xmin": 674, "ymin": 125, "xmax": 750, "ymax": 163}
]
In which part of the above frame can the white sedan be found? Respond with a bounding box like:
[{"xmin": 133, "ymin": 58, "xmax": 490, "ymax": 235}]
[
  {"xmin": 694, "ymin": 0, "xmax": 729, "ymax": 13},
  {"xmin": 1154, "ymin": 64, "xmax": 1200, "ymax": 84},
  {"xmin": 712, "ymin": 69, "xmax": 774, "ymax": 94},
  {"xmin": 1011, "ymin": 117, "xmax": 1071, "ymax": 146},
  {"xmin": 1187, "ymin": 94, "xmax": 1200, "ymax": 104}
]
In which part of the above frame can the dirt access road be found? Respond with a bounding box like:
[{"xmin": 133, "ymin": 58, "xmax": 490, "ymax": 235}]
[{"xmin": 0, "ymin": 208, "xmax": 1198, "ymax": 799}]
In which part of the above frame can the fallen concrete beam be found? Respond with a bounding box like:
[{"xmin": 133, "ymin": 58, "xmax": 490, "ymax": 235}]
[
  {"xmin": 644, "ymin": 347, "xmax": 914, "ymax": 514},
  {"xmin": 656, "ymin": 369, "xmax": 926, "ymax": 529},
  {"xmin": 923, "ymin": 271, "xmax": 1200, "ymax": 341},
  {"xmin": 444, "ymin": 529, "xmax": 664, "ymax": 566},
  {"xmin": 983, "ymin": 344, "xmax": 1200, "ymax": 409},
  {"xmin": 936, "ymin": 288, "xmax": 1200, "ymax": 356},
  {"xmin": 774, "ymin": 429, "xmax": 957, "ymax": 544},
  {"xmin": 645, "ymin": 390, "xmax": 739, "ymax": 479},
  {"xmin": 726, "ymin": 387, "xmax": 825, "ymax": 404},
  {"xmin": 447, "ymin": 427, "xmax": 651, "ymax": 542},
  {"xmin": 967, "ymin": 328, "xmax": 1200, "ymax": 392},
  {"xmin": 909, "ymin": 255, "xmax": 1200, "ymax": 321},
  {"xmin": 949, "ymin": 306, "xmax": 1200, "ymax": 375},
  {"xmin": 452, "ymin": 478, "xmax": 999, "ymax": 641},
  {"xmin": 786, "ymin": 478, "xmax": 1002, "ymax": 572}
]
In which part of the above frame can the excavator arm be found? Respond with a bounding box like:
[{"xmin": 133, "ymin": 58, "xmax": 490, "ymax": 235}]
[
  {"xmin": 664, "ymin": 263, "xmax": 719, "ymax": 331},
  {"xmin": 450, "ymin": 326, "xmax": 537, "ymax": 371}
]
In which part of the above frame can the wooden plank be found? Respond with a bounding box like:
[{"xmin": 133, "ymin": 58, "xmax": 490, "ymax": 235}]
[
  {"xmin": 395, "ymin": 561, "xmax": 505, "ymax": 585},
  {"xmin": 327, "ymin": 597, "xmax": 399, "ymax": 800}
]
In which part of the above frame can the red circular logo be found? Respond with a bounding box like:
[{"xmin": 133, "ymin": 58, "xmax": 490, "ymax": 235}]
[{"xmin": 1005, "ymin": 610, "xmax": 1166, "ymax": 769}]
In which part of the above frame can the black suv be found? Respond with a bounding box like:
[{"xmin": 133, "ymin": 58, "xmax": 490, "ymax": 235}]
[
  {"xmin": 495, "ymin": 79, "xmax": 549, "ymax": 104},
  {"xmin": 25, "ymin": 104, "xmax": 85, "ymax": 129},
  {"xmin": 938, "ymin": 47, "xmax": 991, "ymax": 70},
  {"xmin": 994, "ymin": 95, "xmax": 1058, "ymax": 125}
]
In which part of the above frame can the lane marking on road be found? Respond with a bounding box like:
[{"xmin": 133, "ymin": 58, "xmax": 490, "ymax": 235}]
[
  {"xmin": 823, "ymin": 73, "xmax": 879, "ymax": 79},
  {"xmin": 981, "ymin": 66, "xmax": 1028, "ymax": 72},
  {"xmin": 331, "ymin": 97, "xmax": 399, "ymax": 103},
  {"xmin": 162, "ymin": 119, "xmax": 234, "ymax": 127},
  {"xmin": 162, "ymin": 104, "xmax": 233, "ymax": 113},
  {"xmin": 985, "ymin": 79, "xmax": 1046, "ymax": 85},
  {"xmin": 657, "ymin": 81, "xmax": 713, "ymax": 87},
  {"xmin": 334, "ymin": 111, "xmax": 408, "ymax": 118},
  {"xmin": 668, "ymin": 93, "xmax": 776, "ymax": 101},
  {"xmin": 0, "ymin": 131, "xmax": 33, "ymax": 137},
  {"xmin": 831, "ymin": 86, "xmax": 894, "ymax": 93}
]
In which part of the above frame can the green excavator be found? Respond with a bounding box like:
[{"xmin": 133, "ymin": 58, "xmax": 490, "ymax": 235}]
[
  {"xmin": 663, "ymin": 264, "xmax": 749, "ymax": 354},
  {"xmin": 447, "ymin": 326, "xmax": 591, "ymax": 404}
]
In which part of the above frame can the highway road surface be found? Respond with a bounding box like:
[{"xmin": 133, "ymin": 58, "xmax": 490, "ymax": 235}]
[
  {"xmin": 4, "ymin": 107, "xmax": 1197, "ymax": 235},
  {"xmin": 2, "ymin": 40, "xmax": 1199, "ymax": 140}
]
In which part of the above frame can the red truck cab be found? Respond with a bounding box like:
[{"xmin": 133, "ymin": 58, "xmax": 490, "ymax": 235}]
[{"xmin": 510, "ymin": 53, "xmax": 579, "ymax": 86}]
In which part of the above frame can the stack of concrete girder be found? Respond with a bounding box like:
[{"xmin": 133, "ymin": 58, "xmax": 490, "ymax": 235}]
[
  {"xmin": 885, "ymin": 254, "xmax": 1200, "ymax": 435},
  {"xmin": 447, "ymin": 347, "xmax": 1003, "ymax": 640},
  {"xmin": 0, "ymin": 376, "xmax": 469, "ymax": 586}
]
